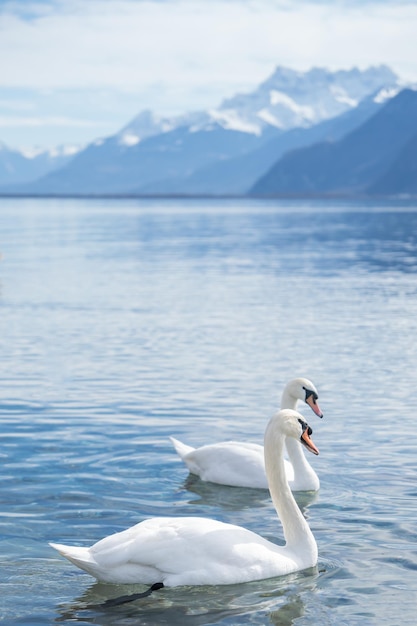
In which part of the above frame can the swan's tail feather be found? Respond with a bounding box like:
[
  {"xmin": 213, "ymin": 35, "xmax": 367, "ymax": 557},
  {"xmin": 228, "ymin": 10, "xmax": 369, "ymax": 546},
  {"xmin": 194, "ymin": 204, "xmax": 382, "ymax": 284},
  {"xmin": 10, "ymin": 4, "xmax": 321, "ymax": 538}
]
[
  {"xmin": 169, "ymin": 436, "xmax": 194, "ymax": 460},
  {"xmin": 49, "ymin": 542, "xmax": 98, "ymax": 576}
]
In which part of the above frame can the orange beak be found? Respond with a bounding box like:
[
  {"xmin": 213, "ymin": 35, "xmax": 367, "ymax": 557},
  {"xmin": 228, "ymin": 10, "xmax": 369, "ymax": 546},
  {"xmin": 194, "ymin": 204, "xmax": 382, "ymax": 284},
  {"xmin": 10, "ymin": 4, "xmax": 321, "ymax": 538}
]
[
  {"xmin": 306, "ymin": 395, "xmax": 323, "ymax": 418},
  {"xmin": 301, "ymin": 429, "xmax": 319, "ymax": 456}
]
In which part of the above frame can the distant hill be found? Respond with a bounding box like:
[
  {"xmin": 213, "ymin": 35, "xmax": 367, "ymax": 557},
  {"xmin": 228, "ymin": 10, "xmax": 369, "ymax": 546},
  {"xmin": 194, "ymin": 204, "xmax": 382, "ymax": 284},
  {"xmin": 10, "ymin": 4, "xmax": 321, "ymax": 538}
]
[
  {"xmin": 12, "ymin": 125, "xmax": 273, "ymax": 195},
  {"xmin": 4, "ymin": 65, "xmax": 399, "ymax": 195},
  {"xmin": 250, "ymin": 88, "xmax": 417, "ymax": 197}
]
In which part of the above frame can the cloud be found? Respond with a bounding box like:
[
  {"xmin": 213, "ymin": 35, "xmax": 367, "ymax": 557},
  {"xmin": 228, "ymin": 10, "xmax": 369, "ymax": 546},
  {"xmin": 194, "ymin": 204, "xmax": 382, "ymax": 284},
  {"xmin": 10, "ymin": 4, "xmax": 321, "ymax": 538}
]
[
  {"xmin": 0, "ymin": 115, "xmax": 102, "ymax": 128},
  {"xmin": 1, "ymin": 0, "xmax": 416, "ymax": 147},
  {"xmin": 1, "ymin": 0, "xmax": 417, "ymax": 103}
]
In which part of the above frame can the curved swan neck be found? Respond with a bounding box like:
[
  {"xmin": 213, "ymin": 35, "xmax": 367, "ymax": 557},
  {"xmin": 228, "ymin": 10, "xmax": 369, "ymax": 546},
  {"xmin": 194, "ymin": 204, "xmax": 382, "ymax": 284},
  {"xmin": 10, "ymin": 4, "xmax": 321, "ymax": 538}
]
[
  {"xmin": 280, "ymin": 386, "xmax": 298, "ymax": 410},
  {"xmin": 285, "ymin": 437, "xmax": 313, "ymax": 472},
  {"xmin": 264, "ymin": 416, "xmax": 316, "ymax": 553},
  {"xmin": 280, "ymin": 383, "xmax": 314, "ymax": 476}
]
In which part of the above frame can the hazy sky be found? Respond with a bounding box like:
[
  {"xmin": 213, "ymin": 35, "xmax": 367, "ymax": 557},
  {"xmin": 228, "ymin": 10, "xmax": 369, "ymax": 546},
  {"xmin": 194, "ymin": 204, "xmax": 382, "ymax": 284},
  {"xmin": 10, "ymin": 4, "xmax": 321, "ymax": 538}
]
[{"xmin": 0, "ymin": 0, "xmax": 416, "ymax": 151}]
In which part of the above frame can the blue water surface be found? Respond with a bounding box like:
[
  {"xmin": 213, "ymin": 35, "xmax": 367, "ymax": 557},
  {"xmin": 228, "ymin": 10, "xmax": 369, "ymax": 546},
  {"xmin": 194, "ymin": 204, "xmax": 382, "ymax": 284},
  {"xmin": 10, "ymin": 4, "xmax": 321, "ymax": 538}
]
[{"xmin": 1, "ymin": 197, "xmax": 417, "ymax": 625}]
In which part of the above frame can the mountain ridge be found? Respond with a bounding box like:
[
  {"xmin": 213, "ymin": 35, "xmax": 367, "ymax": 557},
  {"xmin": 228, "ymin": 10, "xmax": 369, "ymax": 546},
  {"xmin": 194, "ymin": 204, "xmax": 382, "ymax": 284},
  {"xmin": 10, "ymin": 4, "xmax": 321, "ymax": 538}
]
[
  {"xmin": 250, "ymin": 88, "xmax": 417, "ymax": 197},
  {"xmin": 0, "ymin": 64, "xmax": 407, "ymax": 196}
]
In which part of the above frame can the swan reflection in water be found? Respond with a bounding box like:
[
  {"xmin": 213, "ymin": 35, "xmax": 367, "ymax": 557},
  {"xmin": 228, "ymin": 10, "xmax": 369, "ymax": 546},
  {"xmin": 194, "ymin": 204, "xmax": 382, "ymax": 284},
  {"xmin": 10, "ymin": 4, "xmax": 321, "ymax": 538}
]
[
  {"xmin": 181, "ymin": 472, "xmax": 319, "ymax": 514},
  {"xmin": 54, "ymin": 571, "xmax": 317, "ymax": 625},
  {"xmin": 180, "ymin": 473, "xmax": 271, "ymax": 510}
]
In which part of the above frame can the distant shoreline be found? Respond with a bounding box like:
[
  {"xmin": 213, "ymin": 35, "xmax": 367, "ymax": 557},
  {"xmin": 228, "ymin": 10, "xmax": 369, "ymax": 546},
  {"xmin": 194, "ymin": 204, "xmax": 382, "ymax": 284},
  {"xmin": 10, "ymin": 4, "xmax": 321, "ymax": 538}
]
[{"xmin": 0, "ymin": 192, "xmax": 416, "ymax": 201}]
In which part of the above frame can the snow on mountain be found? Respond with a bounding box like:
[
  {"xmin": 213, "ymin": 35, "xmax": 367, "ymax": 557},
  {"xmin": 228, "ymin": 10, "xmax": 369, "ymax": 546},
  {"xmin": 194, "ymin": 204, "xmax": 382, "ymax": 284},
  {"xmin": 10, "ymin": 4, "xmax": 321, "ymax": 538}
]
[
  {"xmin": 20, "ymin": 144, "xmax": 83, "ymax": 159},
  {"xmin": 0, "ymin": 141, "xmax": 81, "ymax": 187},
  {"xmin": 190, "ymin": 109, "xmax": 262, "ymax": 135},
  {"xmin": 214, "ymin": 64, "xmax": 400, "ymax": 135},
  {"xmin": 117, "ymin": 64, "xmax": 401, "ymax": 145},
  {"xmin": 373, "ymin": 86, "xmax": 402, "ymax": 104},
  {"xmin": 47, "ymin": 144, "xmax": 82, "ymax": 158},
  {"xmin": 169, "ymin": 65, "xmax": 401, "ymax": 141},
  {"xmin": 117, "ymin": 109, "xmax": 195, "ymax": 146}
]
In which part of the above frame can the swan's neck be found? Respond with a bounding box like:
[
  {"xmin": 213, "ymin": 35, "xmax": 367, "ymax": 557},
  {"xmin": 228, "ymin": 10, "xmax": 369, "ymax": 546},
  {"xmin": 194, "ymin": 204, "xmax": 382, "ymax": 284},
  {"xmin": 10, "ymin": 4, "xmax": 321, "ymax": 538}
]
[
  {"xmin": 285, "ymin": 436, "xmax": 317, "ymax": 479},
  {"xmin": 280, "ymin": 388, "xmax": 298, "ymax": 411},
  {"xmin": 280, "ymin": 389, "xmax": 312, "ymax": 472},
  {"xmin": 264, "ymin": 420, "xmax": 317, "ymax": 556}
]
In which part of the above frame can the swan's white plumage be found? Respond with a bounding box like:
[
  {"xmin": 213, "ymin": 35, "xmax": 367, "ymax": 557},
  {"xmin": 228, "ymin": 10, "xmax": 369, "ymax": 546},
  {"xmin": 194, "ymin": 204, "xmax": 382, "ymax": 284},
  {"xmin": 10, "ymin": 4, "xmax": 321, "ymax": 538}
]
[
  {"xmin": 51, "ymin": 518, "xmax": 296, "ymax": 585},
  {"xmin": 50, "ymin": 409, "xmax": 319, "ymax": 586},
  {"xmin": 170, "ymin": 377, "xmax": 321, "ymax": 490},
  {"xmin": 169, "ymin": 438, "xmax": 283, "ymax": 488}
]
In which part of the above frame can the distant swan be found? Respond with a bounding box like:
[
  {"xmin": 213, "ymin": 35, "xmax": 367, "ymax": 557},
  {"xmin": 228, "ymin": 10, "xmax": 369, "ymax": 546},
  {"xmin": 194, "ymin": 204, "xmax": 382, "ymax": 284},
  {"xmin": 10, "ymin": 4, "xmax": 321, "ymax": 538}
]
[
  {"xmin": 50, "ymin": 409, "xmax": 319, "ymax": 586},
  {"xmin": 170, "ymin": 377, "xmax": 323, "ymax": 490}
]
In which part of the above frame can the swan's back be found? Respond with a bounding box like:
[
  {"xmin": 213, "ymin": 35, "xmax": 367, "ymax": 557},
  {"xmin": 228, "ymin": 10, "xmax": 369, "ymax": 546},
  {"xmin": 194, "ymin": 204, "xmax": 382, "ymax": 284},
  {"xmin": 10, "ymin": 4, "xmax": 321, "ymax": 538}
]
[
  {"xmin": 50, "ymin": 516, "xmax": 302, "ymax": 586},
  {"xmin": 170, "ymin": 438, "xmax": 268, "ymax": 487}
]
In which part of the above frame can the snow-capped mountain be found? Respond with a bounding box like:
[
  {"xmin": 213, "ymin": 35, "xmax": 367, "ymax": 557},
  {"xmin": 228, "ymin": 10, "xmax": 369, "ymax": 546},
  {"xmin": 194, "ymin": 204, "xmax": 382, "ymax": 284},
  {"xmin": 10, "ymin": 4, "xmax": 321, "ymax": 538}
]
[
  {"xmin": 4, "ymin": 64, "xmax": 403, "ymax": 194},
  {"xmin": 120, "ymin": 65, "xmax": 400, "ymax": 142},
  {"xmin": 247, "ymin": 65, "xmax": 398, "ymax": 127},
  {"xmin": 0, "ymin": 142, "xmax": 82, "ymax": 187},
  {"xmin": 186, "ymin": 64, "xmax": 400, "ymax": 135},
  {"xmin": 116, "ymin": 109, "xmax": 184, "ymax": 146}
]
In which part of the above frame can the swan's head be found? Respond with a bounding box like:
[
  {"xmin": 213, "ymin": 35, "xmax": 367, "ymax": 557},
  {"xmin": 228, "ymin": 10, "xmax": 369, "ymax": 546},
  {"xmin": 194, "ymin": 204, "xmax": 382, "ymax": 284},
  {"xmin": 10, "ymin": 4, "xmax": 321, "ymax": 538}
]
[
  {"xmin": 279, "ymin": 409, "xmax": 319, "ymax": 456},
  {"xmin": 285, "ymin": 377, "xmax": 323, "ymax": 418}
]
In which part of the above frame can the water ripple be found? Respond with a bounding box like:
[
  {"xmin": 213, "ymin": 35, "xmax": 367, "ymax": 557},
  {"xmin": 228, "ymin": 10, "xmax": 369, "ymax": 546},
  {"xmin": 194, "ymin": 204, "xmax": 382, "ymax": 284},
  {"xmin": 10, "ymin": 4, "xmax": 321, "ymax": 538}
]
[{"xmin": 1, "ymin": 198, "xmax": 417, "ymax": 625}]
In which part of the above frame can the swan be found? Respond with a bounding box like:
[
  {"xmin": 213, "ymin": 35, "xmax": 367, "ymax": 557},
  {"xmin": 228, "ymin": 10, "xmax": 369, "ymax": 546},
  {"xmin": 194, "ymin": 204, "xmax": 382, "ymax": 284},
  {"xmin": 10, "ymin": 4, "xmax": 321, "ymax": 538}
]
[
  {"xmin": 170, "ymin": 377, "xmax": 323, "ymax": 490},
  {"xmin": 49, "ymin": 408, "xmax": 319, "ymax": 586}
]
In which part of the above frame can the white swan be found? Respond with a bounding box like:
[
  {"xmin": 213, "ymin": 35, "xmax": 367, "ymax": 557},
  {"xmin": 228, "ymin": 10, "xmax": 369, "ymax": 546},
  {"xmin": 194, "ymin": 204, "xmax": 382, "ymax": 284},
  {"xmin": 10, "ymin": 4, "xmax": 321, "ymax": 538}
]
[
  {"xmin": 170, "ymin": 377, "xmax": 323, "ymax": 490},
  {"xmin": 50, "ymin": 409, "xmax": 319, "ymax": 586}
]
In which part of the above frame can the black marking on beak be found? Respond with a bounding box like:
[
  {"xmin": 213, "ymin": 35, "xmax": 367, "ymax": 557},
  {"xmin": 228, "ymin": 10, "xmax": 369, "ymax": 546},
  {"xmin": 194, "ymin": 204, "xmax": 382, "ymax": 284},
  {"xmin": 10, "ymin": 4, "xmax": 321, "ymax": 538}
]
[
  {"xmin": 303, "ymin": 387, "xmax": 318, "ymax": 404},
  {"xmin": 303, "ymin": 386, "xmax": 323, "ymax": 418},
  {"xmin": 297, "ymin": 418, "xmax": 319, "ymax": 455},
  {"xmin": 297, "ymin": 418, "xmax": 312, "ymax": 436}
]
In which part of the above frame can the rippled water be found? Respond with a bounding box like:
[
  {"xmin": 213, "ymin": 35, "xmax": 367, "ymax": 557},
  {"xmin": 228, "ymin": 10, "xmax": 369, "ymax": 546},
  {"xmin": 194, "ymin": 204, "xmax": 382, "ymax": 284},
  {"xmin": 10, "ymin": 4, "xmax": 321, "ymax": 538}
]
[{"xmin": 1, "ymin": 197, "xmax": 417, "ymax": 625}]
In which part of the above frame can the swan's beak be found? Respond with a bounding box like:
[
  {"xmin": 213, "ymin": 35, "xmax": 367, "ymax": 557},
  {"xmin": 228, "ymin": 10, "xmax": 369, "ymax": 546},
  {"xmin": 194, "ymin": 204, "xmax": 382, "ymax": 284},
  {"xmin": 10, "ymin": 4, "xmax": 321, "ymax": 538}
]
[
  {"xmin": 300, "ymin": 427, "xmax": 319, "ymax": 456},
  {"xmin": 306, "ymin": 394, "xmax": 323, "ymax": 418}
]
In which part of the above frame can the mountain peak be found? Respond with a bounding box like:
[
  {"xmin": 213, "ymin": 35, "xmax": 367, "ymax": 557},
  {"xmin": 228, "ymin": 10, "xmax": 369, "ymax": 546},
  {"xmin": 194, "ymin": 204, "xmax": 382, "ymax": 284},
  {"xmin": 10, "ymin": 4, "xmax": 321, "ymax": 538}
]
[
  {"xmin": 117, "ymin": 109, "xmax": 180, "ymax": 146},
  {"xmin": 217, "ymin": 64, "xmax": 400, "ymax": 134}
]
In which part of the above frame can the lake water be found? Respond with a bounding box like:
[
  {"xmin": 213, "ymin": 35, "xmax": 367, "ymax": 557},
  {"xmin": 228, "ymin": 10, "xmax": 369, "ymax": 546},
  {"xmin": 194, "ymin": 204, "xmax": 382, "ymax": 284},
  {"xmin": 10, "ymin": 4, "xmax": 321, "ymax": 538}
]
[{"xmin": 1, "ymin": 197, "xmax": 417, "ymax": 625}]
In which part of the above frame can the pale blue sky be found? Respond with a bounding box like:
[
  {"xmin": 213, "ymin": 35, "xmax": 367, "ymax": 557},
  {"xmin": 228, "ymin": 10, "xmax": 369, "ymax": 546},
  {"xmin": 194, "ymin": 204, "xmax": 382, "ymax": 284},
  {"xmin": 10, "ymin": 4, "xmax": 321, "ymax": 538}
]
[{"xmin": 0, "ymin": 0, "xmax": 416, "ymax": 151}]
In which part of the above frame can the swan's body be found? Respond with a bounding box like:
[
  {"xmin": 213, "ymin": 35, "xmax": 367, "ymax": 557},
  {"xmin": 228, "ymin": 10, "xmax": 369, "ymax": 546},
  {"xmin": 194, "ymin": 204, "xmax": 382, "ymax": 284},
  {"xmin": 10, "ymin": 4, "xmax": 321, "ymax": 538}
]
[
  {"xmin": 50, "ymin": 409, "xmax": 319, "ymax": 586},
  {"xmin": 170, "ymin": 377, "xmax": 323, "ymax": 490}
]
